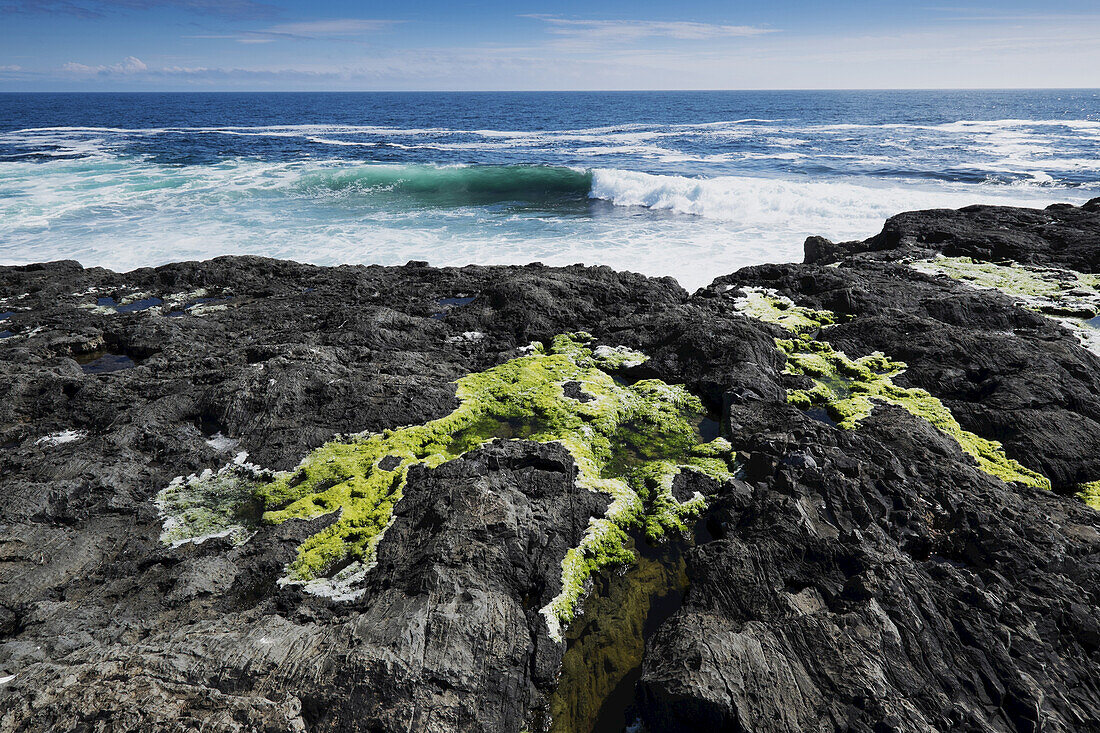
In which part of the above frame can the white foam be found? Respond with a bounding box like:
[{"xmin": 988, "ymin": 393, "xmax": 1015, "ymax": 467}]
[
  {"xmin": 35, "ymin": 429, "xmax": 87, "ymax": 446},
  {"xmin": 306, "ymin": 137, "xmax": 379, "ymax": 147},
  {"xmin": 588, "ymin": 168, "xmax": 1081, "ymax": 225},
  {"xmin": 205, "ymin": 432, "xmax": 240, "ymax": 452},
  {"xmin": 810, "ymin": 119, "xmax": 1100, "ymax": 133},
  {"xmin": 0, "ymin": 150, "xmax": 1096, "ymax": 292}
]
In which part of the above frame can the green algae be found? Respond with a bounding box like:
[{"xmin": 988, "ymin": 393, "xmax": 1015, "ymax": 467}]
[
  {"xmin": 156, "ymin": 453, "xmax": 267, "ymax": 546},
  {"xmin": 780, "ymin": 334, "xmax": 1049, "ymax": 489},
  {"xmin": 1077, "ymin": 481, "xmax": 1100, "ymax": 511},
  {"xmin": 732, "ymin": 289, "xmax": 1050, "ymax": 490},
  {"xmin": 159, "ymin": 333, "xmax": 733, "ymax": 639},
  {"xmin": 909, "ymin": 256, "xmax": 1100, "ymax": 356},
  {"xmin": 733, "ymin": 286, "xmax": 835, "ymax": 332},
  {"xmin": 910, "ymin": 256, "xmax": 1100, "ymax": 310}
]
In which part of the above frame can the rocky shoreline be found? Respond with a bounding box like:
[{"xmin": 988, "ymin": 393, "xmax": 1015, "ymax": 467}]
[{"xmin": 2, "ymin": 199, "xmax": 1099, "ymax": 732}]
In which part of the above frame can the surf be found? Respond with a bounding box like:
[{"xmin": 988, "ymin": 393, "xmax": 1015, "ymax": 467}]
[
  {"xmin": 292, "ymin": 164, "xmax": 593, "ymax": 205},
  {"xmin": 586, "ymin": 168, "xmax": 1082, "ymax": 223}
]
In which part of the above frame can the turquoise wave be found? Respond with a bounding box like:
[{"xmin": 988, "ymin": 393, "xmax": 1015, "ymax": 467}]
[{"xmin": 292, "ymin": 164, "xmax": 594, "ymax": 204}]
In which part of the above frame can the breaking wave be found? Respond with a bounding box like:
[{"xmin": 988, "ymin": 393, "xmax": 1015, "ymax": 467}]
[
  {"xmin": 1, "ymin": 155, "xmax": 1091, "ymax": 292},
  {"xmin": 2, "ymin": 91, "xmax": 1098, "ymax": 289},
  {"xmin": 585, "ymin": 168, "xmax": 1085, "ymax": 223},
  {"xmin": 292, "ymin": 164, "xmax": 593, "ymax": 203}
]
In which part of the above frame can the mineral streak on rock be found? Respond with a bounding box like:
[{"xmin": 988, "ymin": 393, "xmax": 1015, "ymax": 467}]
[{"xmin": 158, "ymin": 332, "xmax": 734, "ymax": 638}]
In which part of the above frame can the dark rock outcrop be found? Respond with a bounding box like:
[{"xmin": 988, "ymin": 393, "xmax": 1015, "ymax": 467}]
[
  {"xmin": 2, "ymin": 202, "xmax": 1099, "ymax": 732},
  {"xmin": 805, "ymin": 200, "xmax": 1100, "ymax": 270}
]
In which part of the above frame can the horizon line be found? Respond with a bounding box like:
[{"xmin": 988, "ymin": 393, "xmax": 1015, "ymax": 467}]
[{"xmin": 3, "ymin": 87, "xmax": 1100, "ymax": 94}]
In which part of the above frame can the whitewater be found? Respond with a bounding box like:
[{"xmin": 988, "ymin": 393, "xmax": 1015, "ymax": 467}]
[{"xmin": 2, "ymin": 91, "xmax": 1099, "ymax": 290}]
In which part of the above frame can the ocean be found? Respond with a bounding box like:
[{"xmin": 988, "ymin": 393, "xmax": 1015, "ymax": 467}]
[{"xmin": 1, "ymin": 90, "xmax": 1098, "ymax": 290}]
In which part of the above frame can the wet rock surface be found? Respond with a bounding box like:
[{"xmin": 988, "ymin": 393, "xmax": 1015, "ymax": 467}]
[{"xmin": 2, "ymin": 202, "xmax": 1099, "ymax": 732}]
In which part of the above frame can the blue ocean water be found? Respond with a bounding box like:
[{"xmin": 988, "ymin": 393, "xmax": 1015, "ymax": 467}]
[{"xmin": 1, "ymin": 91, "xmax": 1098, "ymax": 288}]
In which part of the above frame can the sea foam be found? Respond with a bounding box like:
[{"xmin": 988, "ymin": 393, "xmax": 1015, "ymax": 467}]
[
  {"xmin": 588, "ymin": 168, "xmax": 1079, "ymax": 225},
  {"xmin": 2, "ymin": 106, "xmax": 1099, "ymax": 290},
  {"xmin": 0, "ymin": 155, "xmax": 1092, "ymax": 290}
]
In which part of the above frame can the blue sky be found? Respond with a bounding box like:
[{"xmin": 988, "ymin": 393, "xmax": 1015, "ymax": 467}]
[{"xmin": 1, "ymin": 1, "xmax": 1099, "ymax": 90}]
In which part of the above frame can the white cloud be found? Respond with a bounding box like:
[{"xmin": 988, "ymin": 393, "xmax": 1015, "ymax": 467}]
[
  {"xmin": 61, "ymin": 56, "xmax": 147, "ymax": 74},
  {"xmin": 524, "ymin": 15, "xmax": 776, "ymax": 43},
  {"xmin": 32, "ymin": 13, "xmax": 1100, "ymax": 90},
  {"xmin": 263, "ymin": 19, "xmax": 398, "ymax": 36},
  {"xmin": 185, "ymin": 18, "xmax": 399, "ymax": 44},
  {"xmin": 0, "ymin": 65, "xmax": 23, "ymax": 72}
]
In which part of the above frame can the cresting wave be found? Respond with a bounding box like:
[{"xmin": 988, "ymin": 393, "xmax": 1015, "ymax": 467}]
[
  {"xmin": 293, "ymin": 164, "xmax": 593, "ymax": 203},
  {"xmin": 1, "ymin": 158, "xmax": 1088, "ymax": 222},
  {"xmin": 1, "ymin": 158, "xmax": 1096, "ymax": 290},
  {"xmin": 237, "ymin": 161, "xmax": 1066, "ymax": 218},
  {"xmin": 290, "ymin": 161, "xmax": 1069, "ymax": 217},
  {"xmin": 587, "ymin": 168, "xmax": 1066, "ymax": 222}
]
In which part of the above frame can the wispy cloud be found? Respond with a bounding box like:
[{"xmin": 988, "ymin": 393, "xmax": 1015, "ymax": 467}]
[
  {"xmin": 0, "ymin": 0, "xmax": 274, "ymax": 19},
  {"xmin": 17, "ymin": 8, "xmax": 1100, "ymax": 91},
  {"xmin": 264, "ymin": 19, "xmax": 398, "ymax": 36},
  {"xmin": 187, "ymin": 18, "xmax": 400, "ymax": 44},
  {"xmin": 524, "ymin": 15, "xmax": 776, "ymax": 44},
  {"xmin": 61, "ymin": 55, "xmax": 147, "ymax": 73}
]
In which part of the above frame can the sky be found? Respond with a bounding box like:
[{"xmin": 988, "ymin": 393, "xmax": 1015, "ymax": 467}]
[{"xmin": 1, "ymin": 1, "xmax": 1099, "ymax": 91}]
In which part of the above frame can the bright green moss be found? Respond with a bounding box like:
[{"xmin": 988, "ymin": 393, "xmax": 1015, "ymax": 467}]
[
  {"xmin": 910, "ymin": 256, "xmax": 1100, "ymax": 356},
  {"xmin": 910, "ymin": 256, "xmax": 1100, "ymax": 306},
  {"xmin": 160, "ymin": 333, "xmax": 733, "ymax": 640},
  {"xmin": 1078, "ymin": 481, "xmax": 1100, "ymax": 511},
  {"xmin": 780, "ymin": 333, "xmax": 1049, "ymax": 489},
  {"xmin": 733, "ymin": 292, "xmax": 1050, "ymax": 490},
  {"xmin": 733, "ymin": 287, "xmax": 835, "ymax": 333}
]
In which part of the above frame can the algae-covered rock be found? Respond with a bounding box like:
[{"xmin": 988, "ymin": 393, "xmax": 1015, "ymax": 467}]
[
  {"xmin": 158, "ymin": 332, "xmax": 732, "ymax": 636},
  {"xmin": 2, "ymin": 200, "xmax": 1100, "ymax": 733}
]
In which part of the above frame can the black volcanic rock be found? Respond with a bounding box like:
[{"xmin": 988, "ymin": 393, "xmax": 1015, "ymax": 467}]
[
  {"xmin": 2, "ymin": 202, "xmax": 1100, "ymax": 732},
  {"xmin": 805, "ymin": 201, "xmax": 1100, "ymax": 271},
  {"xmin": 705, "ymin": 259, "xmax": 1100, "ymax": 490}
]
